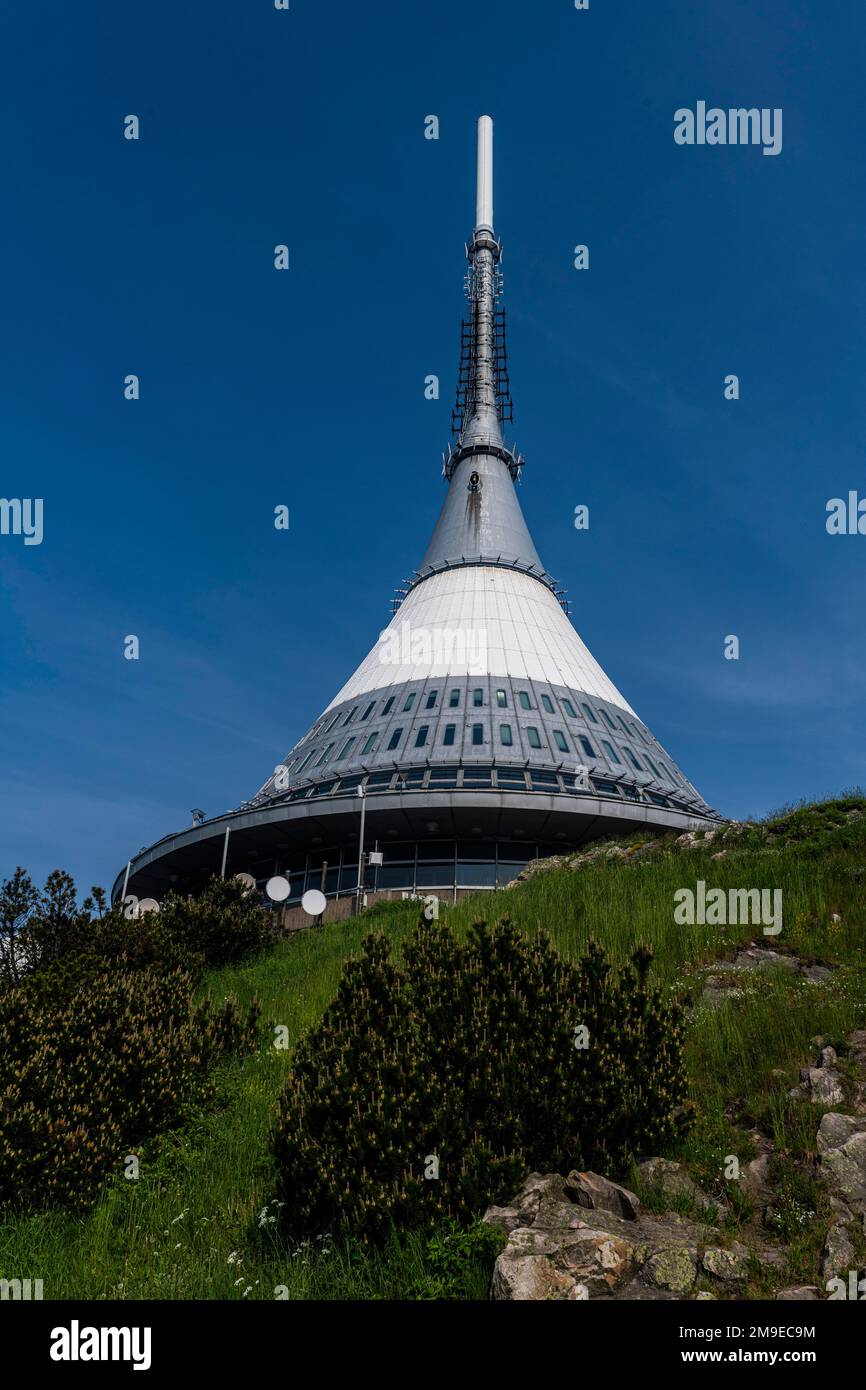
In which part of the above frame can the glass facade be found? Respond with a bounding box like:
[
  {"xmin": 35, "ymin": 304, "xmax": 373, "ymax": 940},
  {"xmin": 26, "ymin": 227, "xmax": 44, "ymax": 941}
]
[{"xmin": 262, "ymin": 837, "xmax": 560, "ymax": 902}]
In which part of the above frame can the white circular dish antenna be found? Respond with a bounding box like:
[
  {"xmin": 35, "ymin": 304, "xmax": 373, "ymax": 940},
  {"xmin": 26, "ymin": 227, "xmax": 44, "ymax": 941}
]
[
  {"xmin": 234, "ymin": 872, "xmax": 257, "ymax": 896},
  {"xmin": 301, "ymin": 888, "xmax": 327, "ymax": 917},
  {"xmin": 137, "ymin": 897, "xmax": 161, "ymax": 915},
  {"xmin": 265, "ymin": 875, "xmax": 291, "ymax": 903}
]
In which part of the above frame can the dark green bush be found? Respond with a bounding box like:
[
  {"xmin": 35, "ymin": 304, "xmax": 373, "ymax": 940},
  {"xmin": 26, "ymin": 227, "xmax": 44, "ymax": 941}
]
[
  {"xmin": 157, "ymin": 876, "xmax": 277, "ymax": 967},
  {"xmin": 271, "ymin": 916, "xmax": 691, "ymax": 1242},
  {"xmin": 0, "ymin": 953, "xmax": 260, "ymax": 1214},
  {"xmin": 0, "ymin": 869, "xmax": 265, "ymax": 1215}
]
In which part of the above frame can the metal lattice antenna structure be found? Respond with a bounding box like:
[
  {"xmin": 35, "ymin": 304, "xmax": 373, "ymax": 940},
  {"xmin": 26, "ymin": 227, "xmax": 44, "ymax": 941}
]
[{"xmin": 113, "ymin": 116, "xmax": 720, "ymax": 913}]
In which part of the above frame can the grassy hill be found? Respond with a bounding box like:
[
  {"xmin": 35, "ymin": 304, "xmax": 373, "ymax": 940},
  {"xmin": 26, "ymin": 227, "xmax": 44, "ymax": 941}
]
[{"xmin": 2, "ymin": 796, "xmax": 865, "ymax": 1299}]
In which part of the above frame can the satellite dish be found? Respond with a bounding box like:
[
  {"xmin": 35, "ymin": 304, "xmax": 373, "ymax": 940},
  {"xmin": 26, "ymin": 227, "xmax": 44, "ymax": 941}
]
[
  {"xmin": 301, "ymin": 888, "xmax": 327, "ymax": 917},
  {"xmin": 137, "ymin": 897, "xmax": 161, "ymax": 915},
  {"xmin": 234, "ymin": 872, "xmax": 257, "ymax": 896},
  {"xmin": 265, "ymin": 875, "xmax": 290, "ymax": 903}
]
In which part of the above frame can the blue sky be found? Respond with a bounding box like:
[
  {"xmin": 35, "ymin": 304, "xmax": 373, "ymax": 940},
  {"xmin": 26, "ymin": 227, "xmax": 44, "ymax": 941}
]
[{"xmin": 1, "ymin": 0, "xmax": 864, "ymax": 892}]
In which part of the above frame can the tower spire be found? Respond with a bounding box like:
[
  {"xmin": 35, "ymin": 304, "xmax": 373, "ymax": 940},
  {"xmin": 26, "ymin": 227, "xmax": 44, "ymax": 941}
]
[
  {"xmin": 475, "ymin": 113, "xmax": 494, "ymax": 232},
  {"xmin": 462, "ymin": 115, "xmax": 503, "ymax": 446}
]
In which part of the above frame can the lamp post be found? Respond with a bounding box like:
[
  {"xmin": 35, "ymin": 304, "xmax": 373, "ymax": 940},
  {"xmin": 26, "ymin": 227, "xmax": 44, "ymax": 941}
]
[{"xmin": 355, "ymin": 784, "xmax": 367, "ymax": 916}]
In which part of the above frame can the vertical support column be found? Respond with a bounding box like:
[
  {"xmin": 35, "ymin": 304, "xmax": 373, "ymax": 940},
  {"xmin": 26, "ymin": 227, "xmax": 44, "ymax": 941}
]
[
  {"xmin": 355, "ymin": 787, "xmax": 367, "ymax": 915},
  {"xmin": 220, "ymin": 825, "xmax": 230, "ymax": 878}
]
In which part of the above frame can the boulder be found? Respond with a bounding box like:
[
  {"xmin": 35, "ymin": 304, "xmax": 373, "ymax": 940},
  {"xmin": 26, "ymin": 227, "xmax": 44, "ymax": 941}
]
[
  {"xmin": 491, "ymin": 1253, "xmax": 589, "ymax": 1301},
  {"xmin": 642, "ymin": 1247, "xmax": 698, "ymax": 1294},
  {"xmin": 637, "ymin": 1157, "xmax": 722, "ymax": 1216},
  {"xmin": 563, "ymin": 1170, "xmax": 641, "ymax": 1221},
  {"xmin": 819, "ymin": 1131, "xmax": 866, "ymax": 1204},
  {"xmin": 702, "ymin": 1244, "xmax": 751, "ymax": 1283},
  {"xmin": 821, "ymin": 1221, "xmax": 855, "ymax": 1282}
]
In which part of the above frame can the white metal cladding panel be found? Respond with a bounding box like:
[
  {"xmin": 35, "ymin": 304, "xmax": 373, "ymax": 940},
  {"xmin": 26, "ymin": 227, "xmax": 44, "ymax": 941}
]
[{"xmin": 325, "ymin": 567, "xmax": 635, "ymax": 713}]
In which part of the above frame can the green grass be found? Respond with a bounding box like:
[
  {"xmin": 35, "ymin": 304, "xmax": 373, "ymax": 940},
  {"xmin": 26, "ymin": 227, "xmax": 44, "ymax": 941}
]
[{"xmin": 2, "ymin": 797, "xmax": 865, "ymax": 1299}]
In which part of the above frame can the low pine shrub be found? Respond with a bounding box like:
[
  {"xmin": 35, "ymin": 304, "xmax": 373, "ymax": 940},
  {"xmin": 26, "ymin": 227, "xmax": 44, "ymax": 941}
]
[
  {"xmin": 271, "ymin": 915, "xmax": 691, "ymax": 1242},
  {"xmin": 157, "ymin": 876, "xmax": 278, "ymax": 967},
  {"xmin": 0, "ymin": 954, "xmax": 260, "ymax": 1214}
]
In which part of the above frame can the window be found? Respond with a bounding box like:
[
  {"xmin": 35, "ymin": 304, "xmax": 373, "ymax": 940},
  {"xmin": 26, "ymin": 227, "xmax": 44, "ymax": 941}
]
[
  {"xmin": 337, "ymin": 736, "xmax": 356, "ymax": 760},
  {"xmin": 429, "ymin": 765, "xmax": 458, "ymax": 787},
  {"xmin": 646, "ymin": 755, "xmax": 661, "ymax": 779},
  {"xmin": 553, "ymin": 730, "xmax": 569, "ymax": 752},
  {"xmin": 623, "ymin": 746, "xmax": 643, "ymax": 771},
  {"xmin": 582, "ymin": 703, "xmax": 598, "ymax": 725},
  {"xmin": 415, "ymin": 725, "xmax": 429, "ymax": 748},
  {"xmin": 449, "ymin": 688, "xmax": 461, "ymax": 707},
  {"xmin": 471, "ymin": 723, "xmax": 484, "ymax": 745},
  {"xmin": 579, "ymin": 735, "xmax": 595, "ymax": 758},
  {"xmin": 473, "ymin": 688, "xmax": 483, "ymax": 707},
  {"xmin": 527, "ymin": 726, "xmax": 542, "ymax": 749},
  {"xmin": 296, "ymin": 750, "xmax": 315, "ymax": 773},
  {"xmin": 518, "ymin": 691, "xmax": 532, "ymax": 710},
  {"xmin": 361, "ymin": 733, "xmax": 379, "ymax": 756},
  {"xmin": 541, "ymin": 693, "xmax": 554, "ymax": 714},
  {"xmin": 361, "ymin": 701, "xmax": 376, "ymax": 721},
  {"xmin": 387, "ymin": 727, "xmax": 403, "ymax": 751},
  {"xmin": 403, "ymin": 692, "xmax": 416, "ymax": 711},
  {"xmin": 499, "ymin": 723, "xmax": 513, "ymax": 746},
  {"xmin": 425, "ymin": 691, "xmax": 438, "ymax": 710},
  {"xmin": 601, "ymin": 739, "xmax": 621, "ymax": 764},
  {"xmin": 382, "ymin": 696, "xmax": 395, "ymax": 715},
  {"xmin": 619, "ymin": 717, "xmax": 631, "ymax": 734},
  {"xmin": 661, "ymin": 762, "xmax": 676, "ymax": 782},
  {"xmin": 496, "ymin": 689, "xmax": 507, "ymax": 707},
  {"xmin": 323, "ymin": 712, "xmax": 342, "ymax": 733},
  {"xmin": 314, "ymin": 742, "xmax": 335, "ymax": 767},
  {"xmin": 442, "ymin": 723, "xmax": 456, "ymax": 746},
  {"xmin": 342, "ymin": 706, "xmax": 358, "ymax": 726},
  {"xmin": 601, "ymin": 709, "xmax": 617, "ymax": 730},
  {"xmin": 562, "ymin": 698, "xmax": 576, "ymax": 718}
]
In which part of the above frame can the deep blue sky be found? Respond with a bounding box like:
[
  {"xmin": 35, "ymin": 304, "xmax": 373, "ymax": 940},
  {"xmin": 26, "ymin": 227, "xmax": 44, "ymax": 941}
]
[{"xmin": 1, "ymin": 0, "xmax": 863, "ymax": 893}]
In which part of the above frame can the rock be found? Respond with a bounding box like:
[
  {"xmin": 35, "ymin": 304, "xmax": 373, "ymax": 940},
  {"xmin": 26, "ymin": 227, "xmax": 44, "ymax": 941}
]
[
  {"xmin": 799, "ymin": 1067, "xmax": 845, "ymax": 1106},
  {"xmin": 491, "ymin": 1222, "xmax": 634, "ymax": 1300},
  {"xmin": 637, "ymin": 1158, "xmax": 721, "ymax": 1216},
  {"xmin": 821, "ymin": 1222, "xmax": 855, "ymax": 1282},
  {"xmin": 819, "ymin": 1131, "xmax": 866, "ymax": 1204},
  {"xmin": 482, "ymin": 1205, "xmax": 521, "ymax": 1234},
  {"xmin": 491, "ymin": 1253, "xmax": 588, "ymax": 1301},
  {"xmin": 613, "ymin": 1283, "xmax": 680, "ymax": 1300},
  {"xmin": 816, "ymin": 1113, "xmax": 864, "ymax": 1154},
  {"xmin": 741, "ymin": 1153, "xmax": 771, "ymax": 1199},
  {"xmin": 807, "ymin": 964, "xmax": 834, "ymax": 983},
  {"xmin": 642, "ymin": 1247, "xmax": 698, "ymax": 1294},
  {"xmin": 775, "ymin": 1286, "xmax": 821, "ymax": 1301},
  {"xmin": 702, "ymin": 1245, "xmax": 751, "ymax": 1283},
  {"xmin": 488, "ymin": 1171, "xmax": 715, "ymax": 1301},
  {"xmin": 564, "ymin": 1170, "xmax": 641, "ymax": 1222}
]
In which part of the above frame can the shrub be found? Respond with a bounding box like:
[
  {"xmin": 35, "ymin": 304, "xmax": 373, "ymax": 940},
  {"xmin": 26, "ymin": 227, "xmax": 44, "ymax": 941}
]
[
  {"xmin": 271, "ymin": 916, "xmax": 691, "ymax": 1242},
  {"xmin": 404, "ymin": 1220, "xmax": 506, "ymax": 1300},
  {"xmin": 158, "ymin": 876, "xmax": 277, "ymax": 967},
  {"xmin": 0, "ymin": 953, "xmax": 260, "ymax": 1214}
]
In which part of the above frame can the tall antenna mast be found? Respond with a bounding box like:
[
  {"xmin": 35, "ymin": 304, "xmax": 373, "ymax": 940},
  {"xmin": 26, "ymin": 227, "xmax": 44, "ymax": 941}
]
[{"xmin": 449, "ymin": 115, "xmax": 514, "ymax": 452}]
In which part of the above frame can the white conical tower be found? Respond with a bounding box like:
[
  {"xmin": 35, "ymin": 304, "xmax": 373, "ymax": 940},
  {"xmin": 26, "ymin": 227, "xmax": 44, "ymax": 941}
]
[{"xmin": 114, "ymin": 118, "xmax": 718, "ymax": 910}]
